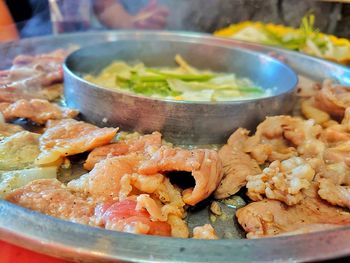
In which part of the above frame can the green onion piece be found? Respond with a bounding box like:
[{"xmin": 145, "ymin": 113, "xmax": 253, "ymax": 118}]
[
  {"xmin": 239, "ymin": 87, "xmax": 264, "ymax": 93},
  {"xmin": 133, "ymin": 76, "xmax": 167, "ymax": 82},
  {"xmin": 146, "ymin": 68, "xmax": 214, "ymax": 81},
  {"xmin": 116, "ymin": 75, "xmax": 130, "ymax": 82}
]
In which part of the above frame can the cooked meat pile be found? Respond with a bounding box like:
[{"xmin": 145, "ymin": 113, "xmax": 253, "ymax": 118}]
[
  {"xmin": 2, "ymin": 49, "xmax": 350, "ymax": 240},
  {"xmin": 220, "ymin": 80, "xmax": 350, "ymax": 238}
]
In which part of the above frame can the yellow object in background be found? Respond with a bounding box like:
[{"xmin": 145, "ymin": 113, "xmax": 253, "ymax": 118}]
[
  {"xmin": 0, "ymin": 0, "xmax": 19, "ymax": 42},
  {"xmin": 214, "ymin": 17, "xmax": 350, "ymax": 65}
]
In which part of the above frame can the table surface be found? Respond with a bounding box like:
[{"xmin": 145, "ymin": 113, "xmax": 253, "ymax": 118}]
[{"xmin": 0, "ymin": 240, "xmax": 71, "ymax": 263}]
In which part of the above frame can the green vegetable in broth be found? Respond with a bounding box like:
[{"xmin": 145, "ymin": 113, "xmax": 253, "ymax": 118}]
[{"xmin": 85, "ymin": 55, "xmax": 266, "ymax": 101}]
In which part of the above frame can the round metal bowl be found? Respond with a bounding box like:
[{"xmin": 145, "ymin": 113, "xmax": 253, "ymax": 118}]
[
  {"xmin": 63, "ymin": 38, "xmax": 297, "ymax": 144},
  {"xmin": 1, "ymin": 31, "xmax": 350, "ymax": 262}
]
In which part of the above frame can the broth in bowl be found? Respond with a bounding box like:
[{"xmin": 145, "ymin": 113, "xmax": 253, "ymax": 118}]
[{"xmin": 85, "ymin": 55, "xmax": 267, "ymax": 102}]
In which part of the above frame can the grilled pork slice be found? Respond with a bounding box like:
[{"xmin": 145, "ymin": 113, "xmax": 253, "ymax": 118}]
[
  {"xmin": 6, "ymin": 179, "xmax": 184, "ymax": 237},
  {"xmin": 6, "ymin": 179, "xmax": 95, "ymax": 225},
  {"xmin": 94, "ymin": 199, "xmax": 171, "ymax": 236},
  {"xmin": 215, "ymin": 128, "xmax": 261, "ymax": 199},
  {"xmin": 314, "ymin": 79, "xmax": 350, "ymax": 118},
  {"xmin": 139, "ymin": 146, "xmax": 223, "ymax": 206},
  {"xmin": 84, "ymin": 132, "xmax": 162, "ymax": 170},
  {"xmin": 318, "ymin": 178, "xmax": 350, "ymax": 209},
  {"xmin": 68, "ymin": 155, "xmax": 141, "ymax": 201},
  {"xmin": 246, "ymin": 157, "xmax": 315, "ymax": 206},
  {"xmin": 36, "ymin": 119, "xmax": 118, "ymax": 165},
  {"xmin": 0, "ymin": 50, "xmax": 67, "ymax": 102},
  {"xmin": 0, "ymin": 99, "xmax": 78, "ymax": 124},
  {"xmin": 0, "ymin": 122, "xmax": 23, "ymax": 139},
  {"xmin": 236, "ymin": 183, "xmax": 350, "ymax": 238},
  {"xmin": 0, "ymin": 131, "xmax": 40, "ymax": 170}
]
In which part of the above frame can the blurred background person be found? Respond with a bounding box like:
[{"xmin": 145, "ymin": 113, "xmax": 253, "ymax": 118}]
[
  {"xmin": 6, "ymin": 0, "xmax": 51, "ymax": 37},
  {"xmin": 93, "ymin": 0, "xmax": 169, "ymax": 30},
  {"xmin": 0, "ymin": 0, "xmax": 18, "ymax": 42},
  {"xmin": 5, "ymin": 0, "xmax": 168, "ymax": 38}
]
